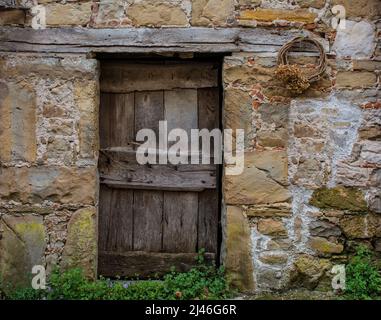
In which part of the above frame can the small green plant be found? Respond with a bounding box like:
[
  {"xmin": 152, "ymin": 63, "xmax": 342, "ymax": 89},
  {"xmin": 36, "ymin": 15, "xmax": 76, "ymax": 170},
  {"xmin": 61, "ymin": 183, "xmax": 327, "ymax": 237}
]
[
  {"xmin": 345, "ymin": 245, "xmax": 381, "ymax": 300},
  {"xmin": 4, "ymin": 252, "xmax": 231, "ymax": 300}
]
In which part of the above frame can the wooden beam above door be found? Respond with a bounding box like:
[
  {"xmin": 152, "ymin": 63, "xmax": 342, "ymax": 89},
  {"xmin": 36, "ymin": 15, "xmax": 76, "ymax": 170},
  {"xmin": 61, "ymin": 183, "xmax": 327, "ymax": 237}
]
[{"xmin": 0, "ymin": 26, "xmax": 322, "ymax": 54}]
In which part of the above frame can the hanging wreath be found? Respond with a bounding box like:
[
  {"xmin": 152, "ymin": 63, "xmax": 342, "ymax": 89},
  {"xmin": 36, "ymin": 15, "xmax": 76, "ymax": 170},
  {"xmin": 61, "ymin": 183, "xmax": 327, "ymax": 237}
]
[{"xmin": 275, "ymin": 37, "xmax": 327, "ymax": 95}]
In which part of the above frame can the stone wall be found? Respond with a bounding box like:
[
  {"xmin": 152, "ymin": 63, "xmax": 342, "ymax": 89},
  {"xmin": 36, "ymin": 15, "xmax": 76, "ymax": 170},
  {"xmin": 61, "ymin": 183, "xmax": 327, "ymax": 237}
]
[
  {"xmin": 221, "ymin": 2, "xmax": 380, "ymax": 291},
  {"xmin": 0, "ymin": 54, "xmax": 99, "ymax": 288},
  {"xmin": 0, "ymin": 0, "xmax": 380, "ymax": 294}
]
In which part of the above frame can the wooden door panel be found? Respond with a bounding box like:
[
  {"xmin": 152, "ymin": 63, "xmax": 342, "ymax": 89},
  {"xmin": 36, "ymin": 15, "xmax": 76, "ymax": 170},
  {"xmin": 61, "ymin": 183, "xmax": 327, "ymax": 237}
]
[{"xmin": 99, "ymin": 60, "xmax": 220, "ymax": 278}]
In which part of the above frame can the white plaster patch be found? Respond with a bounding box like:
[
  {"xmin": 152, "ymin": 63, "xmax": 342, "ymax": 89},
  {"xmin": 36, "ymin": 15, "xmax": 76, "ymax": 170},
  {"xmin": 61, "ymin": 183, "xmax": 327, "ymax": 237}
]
[{"xmin": 332, "ymin": 20, "xmax": 376, "ymax": 59}]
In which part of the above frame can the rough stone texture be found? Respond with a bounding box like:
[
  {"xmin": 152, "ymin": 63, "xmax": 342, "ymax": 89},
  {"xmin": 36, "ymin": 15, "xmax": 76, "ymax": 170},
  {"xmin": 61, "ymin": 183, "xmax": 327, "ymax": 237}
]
[
  {"xmin": 309, "ymin": 186, "xmax": 368, "ymax": 212},
  {"xmin": 239, "ymin": 8, "xmax": 317, "ymax": 24},
  {"xmin": 0, "ymin": 166, "xmax": 97, "ymax": 205},
  {"xmin": 339, "ymin": 214, "xmax": 380, "ymax": 239},
  {"xmin": 291, "ymin": 255, "xmax": 332, "ymax": 290},
  {"xmin": 309, "ymin": 237, "xmax": 344, "ymax": 255},
  {"xmin": 224, "ymin": 150, "xmax": 290, "ymax": 205},
  {"xmin": 223, "ymin": 88, "xmax": 254, "ymax": 149},
  {"xmin": 45, "ymin": 2, "xmax": 93, "ymax": 26},
  {"xmin": 331, "ymin": 0, "xmax": 381, "ymax": 19},
  {"xmin": 259, "ymin": 252, "xmax": 288, "ymax": 265},
  {"xmin": 309, "ymin": 220, "xmax": 342, "ymax": 238},
  {"xmin": 74, "ymin": 79, "xmax": 99, "ymax": 159},
  {"xmin": 192, "ymin": 0, "xmax": 234, "ymax": 26},
  {"xmin": 0, "ymin": 0, "xmax": 380, "ymax": 297},
  {"xmin": 332, "ymin": 21, "xmax": 376, "ymax": 59},
  {"xmin": 0, "ymin": 80, "xmax": 36, "ymax": 162},
  {"xmin": 257, "ymin": 219, "xmax": 287, "ymax": 237},
  {"xmin": 224, "ymin": 206, "xmax": 255, "ymax": 291},
  {"xmin": 127, "ymin": 0, "xmax": 188, "ymax": 27},
  {"xmin": 336, "ymin": 72, "xmax": 377, "ymax": 89},
  {"xmin": 0, "ymin": 8, "xmax": 25, "ymax": 25},
  {"xmin": 61, "ymin": 207, "xmax": 97, "ymax": 279},
  {"xmin": 297, "ymin": 0, "xmax": 325, "ymax": 9},
  {"xmin": 0, "ymin": 215, "xmax": 46, "ymax": 290}
]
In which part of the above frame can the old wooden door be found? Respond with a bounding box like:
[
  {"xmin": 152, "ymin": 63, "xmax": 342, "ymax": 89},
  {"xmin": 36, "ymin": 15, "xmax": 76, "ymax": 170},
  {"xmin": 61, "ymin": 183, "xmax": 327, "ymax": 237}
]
[{"xmin": 98, "ymin": 60, "xmax": 221, "ymax": 278}]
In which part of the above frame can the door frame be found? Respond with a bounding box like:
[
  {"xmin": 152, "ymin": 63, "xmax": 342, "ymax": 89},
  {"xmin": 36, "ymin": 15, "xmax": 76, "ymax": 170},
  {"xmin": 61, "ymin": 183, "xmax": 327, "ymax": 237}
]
[{"xmin": 96, "ymin": 54, "xmax": 227, "ymax": 277}]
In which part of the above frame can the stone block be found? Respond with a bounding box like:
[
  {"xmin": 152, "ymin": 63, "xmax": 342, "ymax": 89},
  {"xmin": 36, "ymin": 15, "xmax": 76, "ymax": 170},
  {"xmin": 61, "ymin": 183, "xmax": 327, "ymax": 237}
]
[
  {"xmin": 223, "ymin": 88, "xmax": 254, "ymax": 149},
  {"xmin": 0, "ymin": 80, "xmax": 36, "ymax": 163},
  {"xmin": 224, "ymin": 206, "xmax": 255, "ymax": 292},
  {"xmin": 191, "ymin": 0, "xmax": 235, "ymax": 26},
  {"xmin": 45, "ymin": 2, "xmax": 93, "ymax": 26},
  {"xmin": 239, "ymin": 8, "xmax": 317, "ymax": 24},
  {"xmin": 74, "ymin": 79, "xmax": 99, "ymax": 159},
  {"xmin": 309, "ymin": 220, "xmax": 342, "ymax": 238},
  {"xmin": 224, "ymin": 150, "xmax": 290, "ymax": 205},
  {"xmin": 339, "ymin": 214, "xmax": 379, "ymax": 239},
  {"xmin": 61, "ymin": 207, "xmax": 97, "ymax": 279},
  {"xmin": 259, "ymin": 252, "xmax": 288, "ymax": 265},
  {"xmin": 332, "ymin": 0, "xmax": 381, "ymax": 19},
  {"xmin": 0, "ymin": 215, "xmax": 46, "ymax": 290},
  {"xmin": 309, "ymin": 237, "xmax": 344, "ymax": 255},
  {"xmin": 336, "ymin": 71, "xmax": 377, "ymax": 88},
  {"xmin": 0, "ymin": 166, "xmax": 97, "ymax": 205},
  {"xmin": 291, "ymin": 254, "xmax": 332, "ymax": 290},
  {"xmin": 296, "ymin": 0, "xmax": 325, "ymax": 9},
  {"xmin": 309, "ymin": 186, "xmax": 368, "ymax": 213},
  {"xmin": 257, "ymin": 218, "xmax": 287, "ymax": 237},
  {"xmin": 127, "ymin": 0, "xmax": 188, "ymax": 27},
  {"xmin": 0, "ymin": 8, "xmax": 25, "ymax": 25}
]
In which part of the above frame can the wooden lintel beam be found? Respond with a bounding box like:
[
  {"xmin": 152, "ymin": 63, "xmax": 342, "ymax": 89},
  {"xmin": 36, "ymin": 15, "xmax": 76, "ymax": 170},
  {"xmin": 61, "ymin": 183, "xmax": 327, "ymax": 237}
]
[{"xmin": 0, "ymin": 26, "xmax": 323, "ymax": 54}]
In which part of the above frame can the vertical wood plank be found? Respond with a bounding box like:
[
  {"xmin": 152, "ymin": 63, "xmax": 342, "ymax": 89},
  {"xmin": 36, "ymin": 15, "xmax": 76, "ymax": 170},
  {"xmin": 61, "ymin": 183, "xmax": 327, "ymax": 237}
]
[
  {"xmin": 134, "ymin": 91, "xmax": 165, "ymax": 252},
  {"xmin": 198, "ymin": 87, "xmax": 220, "ymax": 130},
  {"xmin": 163, "ymin": 192, "xmax": 198, "ymax": 253},
  {"xmin": 135, "ymin": 91, "xmax": 164, "ymax": 136},
  {"xmin": 198, "ymin": 190, "xmax": 219, "ymax": 254},
  {"xmin": 106, "ymin": 189, "xmax": 134, "ymax": 252},
  {"xmin": 98, "ymin": 184, "xmax": 113, "ymax": 252},
  {"xmin": 99, "ymin": 93, "xmax": 111, "ymax": 149},
  {"xmin": 165, "ymin": 89, "xmax": 198, "ymax": 135},
  {"xmin": 133, "ymin": 190, "xmax": 163, "ymax": 252},
  {"xmin": 111, "ymin": 93, "xmax": 135, "ymax": 148}
]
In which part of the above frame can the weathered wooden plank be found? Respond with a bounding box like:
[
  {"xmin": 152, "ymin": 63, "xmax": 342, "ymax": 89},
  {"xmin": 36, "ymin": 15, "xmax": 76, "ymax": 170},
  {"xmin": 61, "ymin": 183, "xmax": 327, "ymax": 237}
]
[
  {"xmin": 99, "ymin": 187, "xmax": 134, "ymax": 252},
  {"xmin": 98, "ymin": 251, "xmax": 215, "ymax": 278},
  {"xmin": 100, "ymin": 93, "xmax": 135, "ymax": 148},
  {"xmin": 98, "ymin": 184, "xmax": 113, "ymax": 252},
  {"xmin": 133, "ymin": 190, "xmax": 163, "ymax": 252},
  {"xmin": 198, "ymin": 87, "xmax": 220, "ymax": 131},
  {"xmin": 134, "ymin": 91, "xmax": 164, "ymax": 136},
  {"xmin": 100, "ymin": 164, "xmax": 216, "ymax": 191},
  {"xmin": 198, "ymin": 190, "xmax": 219, "ymax": 254},
  {"xmin": 101, "ymin": 63, "xmax": 218, "ymax": 92},
  {"xmin": 163, "ymin": 192, "xmax": 198, "ymax": 253},
  {"xmin": 0, "ymin": 27, "xmax": 325, "ymax": 53},
  {"xmin": 165, "ymin": 89, "xmax": 198, "ymax": 136},
  {"xmin": 99, "ymin": 148, "xmax": 217, "ymax": 171}
]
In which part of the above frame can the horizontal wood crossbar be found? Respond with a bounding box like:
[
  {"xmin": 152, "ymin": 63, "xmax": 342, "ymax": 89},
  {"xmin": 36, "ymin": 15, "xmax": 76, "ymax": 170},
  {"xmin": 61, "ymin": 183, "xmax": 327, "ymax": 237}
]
[
  {"xmin": 98, "ymin": 251, "xmax": 216, "ymax": 278},
  {"xmin": 0, "ymin": 27, "xmax": 319, "ymax": 54}
]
